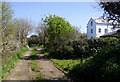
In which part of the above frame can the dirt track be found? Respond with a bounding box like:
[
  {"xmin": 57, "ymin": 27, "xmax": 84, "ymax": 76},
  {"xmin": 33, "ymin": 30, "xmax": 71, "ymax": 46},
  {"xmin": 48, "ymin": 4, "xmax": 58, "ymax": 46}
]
[
  {"xmin": 36, "ymin": 48, "xmax": 68, "ymax": 80},
  {"xmin": 3, "ymin": 48, "xmax": 70, "ymax": 81},
  {"xmin": 3, "ymin": 48, "xmax": 33, "ymax": 80}
]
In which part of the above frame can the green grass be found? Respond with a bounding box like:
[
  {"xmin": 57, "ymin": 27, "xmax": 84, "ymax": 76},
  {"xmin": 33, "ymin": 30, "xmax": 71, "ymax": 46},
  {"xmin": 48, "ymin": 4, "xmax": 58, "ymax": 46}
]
[
  {"xmin": 41, "ymin": 47, "xmax": 49, "ymax": 56},
  {"xmin": 39, "ymin": 45, "xmax": 44, "ymax": 48},
  {"xmin": 2, "ymin": 46, "xmax": 29, "ymax": 79},
  {"xmin": 31, "ymin": 60, "xmax": 44, "ymax": 81},
  {"xmin": 42, "ymin": 46, "xmax": 90, "ymax": 74},
  {"xmin": 30, "ymin": 49, "xmax": 37, "ymax": 60},
  {"xmin": 30, "ymin": 49, "xmax": 44, "ymax": 80},
  {"xmin": 0, "ymin": 57, "xmax": 2, "ymax": 81},
  {"xmin": 51, "ymin": 58, "xmax": 90, "ymax": 74}
]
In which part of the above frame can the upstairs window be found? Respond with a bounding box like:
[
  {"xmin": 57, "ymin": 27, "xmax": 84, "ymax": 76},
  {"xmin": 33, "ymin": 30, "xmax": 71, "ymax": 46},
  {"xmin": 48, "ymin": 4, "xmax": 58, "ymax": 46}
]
[
  {"xmin": 99, "ymin": 28, "xmax": 101, "ymax": 33},
  {"xmin": 91, "ymin": 21, "xmax": 93, "ymax": 26},
  {"xmin": 91, "ymin": 29, "xmax": 93, "ymax": 33},
  {"xmin": 105, "ymin": 29, "xmax": 107, "ymax": 33}
]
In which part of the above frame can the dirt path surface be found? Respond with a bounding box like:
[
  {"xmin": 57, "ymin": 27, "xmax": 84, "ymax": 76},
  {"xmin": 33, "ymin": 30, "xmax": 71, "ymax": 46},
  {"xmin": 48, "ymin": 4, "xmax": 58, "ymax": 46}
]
[
  {"xmin": 3, "ymin": 48, "xmax": 71, "ymax": 81},
  {"xmin": 3, "ymin": 48, "xmax": 33, "ymax": 80},
  {"xmin": 36, "ymin": 48, "xmax": 69, "ymax": 81}
]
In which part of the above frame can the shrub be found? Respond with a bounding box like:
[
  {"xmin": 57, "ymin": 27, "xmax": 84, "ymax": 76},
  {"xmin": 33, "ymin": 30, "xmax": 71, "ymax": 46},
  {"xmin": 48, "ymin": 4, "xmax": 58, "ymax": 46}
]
[
  {"xmin": 68, "ymin": 45, "xmax": 120, "ymax": 81},
  {"xmin": 70, "ymin": 37, "xmax": 120, "ymax": 58},
  {"xmin": 30, "ymin": 49, "xmax": 37, "ymax": 60},
  {"xmin": 48, "ymin": 37, "xmax": 119, "ymax": 59},
  {"xmin": 49, "ymin": 46, "xmax": 74, "ymax": 59}
]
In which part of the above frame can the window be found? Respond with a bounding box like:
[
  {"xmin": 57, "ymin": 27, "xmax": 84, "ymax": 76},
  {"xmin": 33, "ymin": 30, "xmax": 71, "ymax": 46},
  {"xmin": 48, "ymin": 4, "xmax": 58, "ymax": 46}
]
[
  {"xmin": 91, "ymin": 21, "xmax": 93, "ymax": 26},
  {"xmin": 99, "ymin": 28, "xmax": 101, "ymax": 33},
  {"xmin": 105, "ymin": 29, "xmax": 107, "ymax": 33},
  {"xmin": 113, "ymin": 26, "xmax": 115, "ymax": 29},
  {"xmin": 91, "ymin": 29, "xmax": 93, "ymax": 33}
]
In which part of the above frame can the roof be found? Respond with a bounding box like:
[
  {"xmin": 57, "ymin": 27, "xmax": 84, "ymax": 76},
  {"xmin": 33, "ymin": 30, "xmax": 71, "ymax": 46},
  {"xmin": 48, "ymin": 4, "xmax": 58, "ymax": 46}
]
[
  {"xmin": 101, "ymin": 29, "xmax": 120, "ymax": 38},
  {"xmin": 91, "ymin": 17, "xmax": 119, "ymax": 24},
  {"xmin": 102, "ymin": 28, "xmax": 120, "ymax": 36}
]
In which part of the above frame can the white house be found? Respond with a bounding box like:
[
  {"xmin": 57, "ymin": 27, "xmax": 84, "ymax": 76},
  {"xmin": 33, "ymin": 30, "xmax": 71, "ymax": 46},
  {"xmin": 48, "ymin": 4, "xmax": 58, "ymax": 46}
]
[{"xmin": 87, "ymin": 17, "xmax": 119, "ymax": 39}]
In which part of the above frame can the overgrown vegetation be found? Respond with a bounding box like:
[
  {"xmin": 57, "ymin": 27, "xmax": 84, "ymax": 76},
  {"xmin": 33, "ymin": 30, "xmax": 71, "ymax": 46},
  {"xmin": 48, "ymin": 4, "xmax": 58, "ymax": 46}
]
[
  {"xmin": 30, "ymin": 48, "xmax": 37, "ymax": 60},
  {"xmin": 51, "ymin": 59, "xmax": 88, "ymax": 74},
  {"xmin": 47, "ymin": 37, "xmax": 119, "ymax": 60},
  {"xmin": 27, "ymin": 35, "xmax": 41, "ymax": 47},
  {"xmin": 68, "ymin": 45, "xmax": 120, "ymax": 81},
  {"xmin": 48, "ymin": 37, "xmax": 120, "ymax": 81},
  {"xmin": 1, "ymin": 1, "xmax": 120, "ymax": 81}
]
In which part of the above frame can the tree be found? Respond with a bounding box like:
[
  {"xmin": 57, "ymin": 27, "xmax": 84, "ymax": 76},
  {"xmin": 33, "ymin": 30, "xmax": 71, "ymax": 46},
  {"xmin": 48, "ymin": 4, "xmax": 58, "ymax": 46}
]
[
  {"xmin": 1, "ymin": 2, "xmax": 14, "ymax": 54},
  {"xmin": 78, "ymin": 33, "xmax": 87, "ymax": 40},
  {"xmin": 99, "ymin": 1, "xmax": 120, "ymax": 26},
  {"xmin": 42, "ymin": 15, "xmax": 77, "ymax": 50},
  {"xmin": 15, "ymin": 18, "xmax": 33, "ymax": 47},
  {"xmin": 36, "ymin": 22, "xmax": 47, "ymax": 46},
  {"xmin": 1, "ymin": 2, "xmax": 32, "ymax": 56}
]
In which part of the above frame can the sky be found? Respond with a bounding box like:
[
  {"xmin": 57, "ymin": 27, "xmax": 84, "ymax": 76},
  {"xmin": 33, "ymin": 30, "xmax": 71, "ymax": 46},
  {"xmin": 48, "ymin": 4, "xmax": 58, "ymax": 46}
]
[{"xmin": 11, "ymin": 2, "xmax": 104, "ymax": 34}]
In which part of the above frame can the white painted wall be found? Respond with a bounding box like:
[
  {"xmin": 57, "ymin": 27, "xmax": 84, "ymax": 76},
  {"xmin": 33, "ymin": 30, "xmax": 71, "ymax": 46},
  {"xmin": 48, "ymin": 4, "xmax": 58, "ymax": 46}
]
[
  {"xmin": 87, "ymin": 18, "xmax": 96, "ymax": 39},
  {"xmin": 96, "ymin": 24, "xmax": 113, "ymax": 38}
]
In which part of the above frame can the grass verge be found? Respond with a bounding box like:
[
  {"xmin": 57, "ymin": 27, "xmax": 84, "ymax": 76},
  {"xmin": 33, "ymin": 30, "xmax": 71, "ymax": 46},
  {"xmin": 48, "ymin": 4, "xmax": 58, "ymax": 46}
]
[
  {"xmin": 51, "ymin": 58, "xmax": 90, "ymax": 73},
  {"xmin": 50, "ymin": 59, "xmax": 81, "ymax": 74},
  {"xmin": 2, "ymin": 45, "xmax": 29, "ymax": 79},
  {"xmin": 0, "ymin": 57, "xmax": 2, "ymax": 81}
]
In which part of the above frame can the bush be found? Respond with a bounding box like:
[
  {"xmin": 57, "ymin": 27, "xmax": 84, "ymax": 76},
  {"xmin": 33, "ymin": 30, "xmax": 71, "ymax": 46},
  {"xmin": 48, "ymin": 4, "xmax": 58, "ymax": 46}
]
[
  {"xmin": 30, "ymin": 49, "xmax": 37, "ymax": 60},
  {"xmin": 68, "ymin": 45, "xmax": 120, "ymax": 81},
  {"xmin": 29, "ymin": 43, "xmax": 41, "ymax": 47},
  {"xmin": 49, "ymin": 46, "xmax": 74, "ymax": 59},
  {"xmin": 69, "ymin": 37, "xmax": 120, "ymax": 58},
  {"xmin": 47, "ymin": 37, "xmax": 120, "ymax": 59}
]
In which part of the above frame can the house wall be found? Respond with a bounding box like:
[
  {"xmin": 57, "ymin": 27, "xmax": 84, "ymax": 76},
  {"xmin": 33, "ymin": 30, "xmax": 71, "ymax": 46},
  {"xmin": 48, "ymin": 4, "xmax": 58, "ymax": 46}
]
[
  {"xmin": 87, "ymin": 18, "xmax": 96, "ymax": 39},
  {"xmin": 96, "ymin": 24, "xmax": 113, "ymax": 38}
]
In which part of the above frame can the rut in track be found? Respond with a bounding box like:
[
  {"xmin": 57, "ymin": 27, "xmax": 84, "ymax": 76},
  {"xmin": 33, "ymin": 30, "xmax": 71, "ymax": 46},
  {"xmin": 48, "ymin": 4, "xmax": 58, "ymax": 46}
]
[{"xmin": 36, "ymin": 48, "xmax": 69, "ymax": 80}]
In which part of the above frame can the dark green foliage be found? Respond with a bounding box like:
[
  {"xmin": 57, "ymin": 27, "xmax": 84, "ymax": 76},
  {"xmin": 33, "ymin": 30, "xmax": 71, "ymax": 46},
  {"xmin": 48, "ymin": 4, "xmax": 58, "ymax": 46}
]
[
  {"xmin": 99, "ymin": 1, "xmax": 120, "ymax": 24},
  {"xmin": 47, "ymin": 37, "xmax": 120, "ymax": 60},
  {"xmin": 49, "ymin": 46, "xmax": 74, "ymax": 59},
  {"xmin": 27, "ymin": 35, "xmax": 41, "ymax": 47},
  {"xmin": 30, "ymin": 49, "xmax": 37, "ymax": 60},
  {"xmin": 68, "ymin": 45, "xmax": 120, "ymax": 81},
  {"xmin": 71, "ymin": 37, "xmax": 119, "ymax": 58}
]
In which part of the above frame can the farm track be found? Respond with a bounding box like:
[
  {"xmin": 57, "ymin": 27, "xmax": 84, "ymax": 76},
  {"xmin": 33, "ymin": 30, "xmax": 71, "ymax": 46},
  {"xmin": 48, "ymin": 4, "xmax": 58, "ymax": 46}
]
[
  {"xmin": 2, "ymin": 48, "xmax": 71, "ymax": 82},
  {"xmin": 3, "ymin": 48, "xmax": 33, "ymax": 81}
]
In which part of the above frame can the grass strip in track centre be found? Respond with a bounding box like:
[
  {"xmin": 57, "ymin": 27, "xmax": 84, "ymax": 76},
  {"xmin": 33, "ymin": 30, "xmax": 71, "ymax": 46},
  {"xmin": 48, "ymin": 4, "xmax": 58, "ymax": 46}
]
[{"xmin": 30, "ymin": 48, "xmax": 44, "ymax": 81}]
